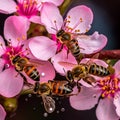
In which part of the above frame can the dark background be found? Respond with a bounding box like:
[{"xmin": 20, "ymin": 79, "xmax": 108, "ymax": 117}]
[{"xmin": 0, "ymin": 0, "xmax": 120, "ymax": 120}]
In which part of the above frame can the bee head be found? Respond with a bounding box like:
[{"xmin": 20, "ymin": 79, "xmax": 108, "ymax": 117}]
[{"xmin": 57, "ymin": 29, "xmax": 65, "ymax": 37}]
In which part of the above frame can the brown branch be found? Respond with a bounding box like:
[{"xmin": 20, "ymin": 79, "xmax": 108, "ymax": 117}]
[{"xmin": 84, "ymin": 50, "xmax": 120, "ymax": 59}]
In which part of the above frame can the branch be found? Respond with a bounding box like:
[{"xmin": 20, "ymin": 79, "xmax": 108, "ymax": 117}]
[{"xmin": 84, "ymin": 50, "xmax": 120, "ymax": 59}]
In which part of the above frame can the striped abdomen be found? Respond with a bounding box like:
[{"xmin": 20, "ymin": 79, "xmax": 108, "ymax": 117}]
[
  {"xmin": 24, "ymin": 65, "xmax": 40, "ymax": 81},
  {"xmin": 51, "ymin": 81, "xmax": 72, "ymax": 96},
  {"xmin": 68, "ymin": 39, "xmax": 82, "ymax": 63},
  {"xmin": 89, "ymin": 64, "xmax": 110, "ymax": 76}
]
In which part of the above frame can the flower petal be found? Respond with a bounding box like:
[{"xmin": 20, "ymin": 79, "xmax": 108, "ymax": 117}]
[
  {"xmin": 0, "ymin": 68, "xmax": 23, "ymax": 97},
  {"xmin": 0, "ymin": 59, "xmax": 4, "ymax": 73},
  {"xmin": 77, "ymin": 32, "xmax": 107, "ymax": 54},
  {"xmin": 0, "ymin": 105, "xmax": 6, "ymax": 120},
  {"xmin": 29, "ymin": 16, "xmax": 41, "ymax": 24},
  {"xmin": 0, "ymin": 36, "xmax": 6, "ymax": 56},
  {"xmin": 41, "ymin": 3, "xmax": 63, "ymax": 34},
  {"xmin": 113, "ymin": 60, "xmax": 120, "ymax": 78},
  {"xmin": 113, "ymin": 93, "xmax": 120, "ymax": 117},
  {"xmin": 0, "ymin": 0, "xmax": 16, "ymax": 14},
  {"xmin": 96, "ymin": 98, "xmax": 119, "ymax": 120},
  {"xmin": 4, "ymin": 16, "xmax": 30, "ymax": 46},
  {"xmin": 29, "ymin": 36, "xmax": 57, "ymax": 61},
  {"xmin": 42, "ymin": 0, "xmax": 64, "ymax": 6},
  {"xmin": 65, "ymin": 5, "xmax": 93, "ymax": 34},
  {"xmin": 51, "ymin": 49, "xmax": 77, "ymax": 75},
  {"xmin": 69, "ymin": 86, "xmax": 101, "ymax": 110},
  {"xmin": 26, "ymin": 60, "xmax": 55, "ymax": 84}
]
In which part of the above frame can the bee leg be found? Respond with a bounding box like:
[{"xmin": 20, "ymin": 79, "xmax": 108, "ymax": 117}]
[
  {"xmin": 56, "ymin": 44, "xmax": 64, "ymax": 54},
  {"xmin": 76, "ymin": 80, "xmax": 82, "ymax": 95},
  {"xmin": 76, "ymin": 53, "xmax": 84, "ymax": 64}
]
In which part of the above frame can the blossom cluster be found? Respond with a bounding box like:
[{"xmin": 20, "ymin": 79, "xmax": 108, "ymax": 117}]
[{"xmin": 0, "ymin": 0, "xmax": 120, "ymax": 120}]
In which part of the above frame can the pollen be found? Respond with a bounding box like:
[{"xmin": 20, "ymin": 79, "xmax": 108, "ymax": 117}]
[
  {"xmin": 68, "ymin": 16, "xmax": 71, "ymax": 19},
  {"xmin": 80, "ymin": 18, "xmax": 83, "ymax": 22},
  {"xmin": 98, "ymin": 76, "xmax": 120, "ymax": 99},
  {"xmin": 22, "ymin": 35, "xmax": 26, "ymax": 40}
]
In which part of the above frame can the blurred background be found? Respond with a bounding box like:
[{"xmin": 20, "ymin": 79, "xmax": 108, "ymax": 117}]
[{"xmin": 0, "ymin": 0, "xmax": 120, "ymax": 120}]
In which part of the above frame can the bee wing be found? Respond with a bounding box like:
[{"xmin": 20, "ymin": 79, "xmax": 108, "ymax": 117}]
[
  {"xmin": 42, "ymin": 95, "xmax": 55, "ymax": 113},
  {"xmin": 83, "ymin": 75, "xmax": 96, "ymax": 86}
]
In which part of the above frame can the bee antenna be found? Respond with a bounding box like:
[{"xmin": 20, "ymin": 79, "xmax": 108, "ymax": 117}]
[
  {"xmin": 51, "ymin": 27, "xmax": 57, "ymax": 32},
  {"xmin": 63, "ymin": 68, "xmax": 66, "ymax": 74}
]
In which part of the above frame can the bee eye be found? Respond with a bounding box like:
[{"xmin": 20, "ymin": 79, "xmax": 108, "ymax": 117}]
[{"xmin": 57, "ymin": 29, "xmax": 64, "ymax": 37}]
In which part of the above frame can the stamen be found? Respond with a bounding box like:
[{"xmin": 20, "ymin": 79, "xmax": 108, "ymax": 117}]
[
  {"xmin": 53, "ymin": 20, "xmax": 58, "ymax": 32},
  {"xmin": 98, "ymin": 76, "xmax": 120, "ymax": 99},
  {"xmin": 0, "ymin": 43, "xmax": 6, "ymax": 51}
]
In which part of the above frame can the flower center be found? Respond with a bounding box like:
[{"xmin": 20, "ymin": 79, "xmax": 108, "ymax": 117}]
[
  {"xmin": 16, "ymin": 0, "xmax": 40, "ymax": 18},
  {"xmin": 98, "ymin": 76, "xmax": 120, "ymax": 98},
  {"xmin": 1, "ymin": 44, "xmax": 28, "ymax": 69},
  {"xmin": 50, "ymin": 34, "xmax": 68, "ymax": 52}
]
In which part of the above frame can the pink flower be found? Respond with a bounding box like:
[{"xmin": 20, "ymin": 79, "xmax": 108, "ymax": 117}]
[
  {"xmin": 0, "ymin": 105, "xmax": 6, "ymax": 120},
  {"xmin": 29, "ymin": 4, "xmax": 107, "ymax": 63},
  {"xmin": 69, "ymin": 59, "xmax": 120, "ymax": 120},
  {"xmin": 0, "ymin": 0, "xmax": 64, "ymax": 24},
  {"xmin": 0, "ymin": 16, "xmax": 55, "ymax": 97}
]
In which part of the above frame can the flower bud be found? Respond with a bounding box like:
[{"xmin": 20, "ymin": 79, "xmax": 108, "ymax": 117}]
[{"xmin": 3, "ymin": 98, "xmax": 18, "ymax": 113}]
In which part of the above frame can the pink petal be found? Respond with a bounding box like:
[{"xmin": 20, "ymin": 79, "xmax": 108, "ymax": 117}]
[
  {"xmin": 0, "ymin": 59, "xmax": 4, "ymax": 73},
  {"xmin": 65, "ymin": 5, "xmax": 93, "ymax": 34},
  {"xmin": 77, "ymin": 32, "xmax": 107, "ymax": 54},
  {"xmin": 113, "ymin": 93, "xmax": 120, "ymax": 117},
  {"xmin": 26, "ymin": 60, "xmax": 55, "ymax": 84},
  {"xmin": 29, "ymin": 16, "xmax": 41, "ymax": 24},
  {"xmin": 0, "ymin": 68, "xmax": 23, "ymax": 97},
  {"xmin": 4, "ymin": 16, "xmax": 30, "ymax": 46},
  {"xmin": 69, "ymin": 86, "xmax": 101, "ymax": 110},
  {"xmin": 0, "ymin": 0, "xmax": 16, "ymax": 14},
  {"xmin": 0, "ymin": 36, "xmax": 6, "ymax": 56},
  {"xmin": 41, "ymin": 2, "xmax": 63, "ymax": 34},
  {"xmin": 0, "ymin": 105, "xmax": 6, "ymax": 120},
  {"xmin": 96, "ymin": 98, "xmax": 119, "ymax": 120},
  {"xmin": 51, "ymin": 49, "xmax": 77, "ymax": 75},
  {"xmin": 113, "ymin": 60, "xmax": 120, "ymax": 78},
  {"xmin": 42, "ymin": 0, "xmax": 64, "ymax": 6},
  {"xmin": 29, "ymin": 36, "xmax": 57, "ymax": 61}
]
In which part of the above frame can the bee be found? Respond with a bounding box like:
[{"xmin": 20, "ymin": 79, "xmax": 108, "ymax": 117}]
[
  {"xmin": 11, "ymin": 55, "xmax": 40, "ymax": 81},
  {"xmin": 56, "ymin": 29, "xmax": 83, "ymax": 64},
  {"xmin": 33, "ymin": 80, "xmax": 76, "ymax": 113},
  {"xmin": 66, "ymin": 63, "xmax": 115, "ymax": 86}
]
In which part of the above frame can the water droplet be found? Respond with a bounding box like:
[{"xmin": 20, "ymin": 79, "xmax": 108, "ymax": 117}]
[
  {"xmin": 25, "ymin": 98, "xmax": 28, "ymax": 102},
  {"xmin": 28, "ymin": 94, "xmax": 32, "ymax": 98},
  {"xmin": 55, "ymin": 97, "xmax": 59, "ymax": 101},
  {"xmin": 5, "ymin": 64, "xmax": 10, "ymax": 69},
  {"xmin": 93, "ymin": 94, "xmax": 97, "ymax": 98},
  {"xmin": 61, "ymin": 108, "xmax": 65, "ymax": 112},
  {"xmin": 41, "ymin": 72, "xmax": 45, "ymax": 77},
  {"xmin": 56, "ymin": 110, "xmax": 60, "ymax": 114},
  {"xmin": 33, "ymin": 107, "xmax": 36, "ymax": 111},
  {"xmin": 43, "ymin": 112, "xmax": 48, "ymax": 117}
]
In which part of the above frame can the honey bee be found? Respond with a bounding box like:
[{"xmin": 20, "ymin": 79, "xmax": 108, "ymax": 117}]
[
  {"xmin": 33, "ymin": 80, "xmax": 75, "ymax": 113},
  {"xmin": 66, "ymin": 63, "xmax": 115, "ymax": 86},
  {"xmin": 56, "ymin": 29, "xmax": 83, "ymax": 64},
  {"xmin": 11, "ymin": 55, "xmax": 40, "ymax": 81}
]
